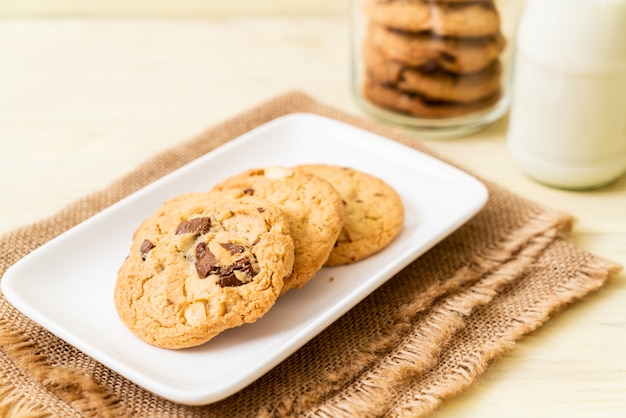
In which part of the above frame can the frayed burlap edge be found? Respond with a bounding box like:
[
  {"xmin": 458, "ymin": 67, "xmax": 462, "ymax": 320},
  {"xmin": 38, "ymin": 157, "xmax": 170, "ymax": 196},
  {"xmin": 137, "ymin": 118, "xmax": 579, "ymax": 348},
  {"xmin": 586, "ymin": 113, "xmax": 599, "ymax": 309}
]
[
  {"xmin": 0, "ymin": 304, "xmax": 132, "ymax": 417},
  {"xmin": 301, "ymin": 227, "xmax": 564, "ymax": 417},
  {"xmin": 297, "ymin": 238, "xmax": 621, "ymax": 418},
  {"xmin": 256, "ymin": 210, "xmax": 572, "ymax": 418},
  {"xmin": 384, "ymin": 253, "xmax": 622, "ymax": 418}
]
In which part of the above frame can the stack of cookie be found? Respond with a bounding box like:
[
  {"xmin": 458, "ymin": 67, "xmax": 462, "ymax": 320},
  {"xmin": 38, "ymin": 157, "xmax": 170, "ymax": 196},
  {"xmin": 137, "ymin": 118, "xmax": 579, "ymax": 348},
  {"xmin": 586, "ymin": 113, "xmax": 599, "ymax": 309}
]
[
  {"xmin": 114, "ymin": 164, "xmax": 404, "ymax": 349},
  {"xmin": 361, "ymin": 0, "xmax": 506, "ymax": 119}
]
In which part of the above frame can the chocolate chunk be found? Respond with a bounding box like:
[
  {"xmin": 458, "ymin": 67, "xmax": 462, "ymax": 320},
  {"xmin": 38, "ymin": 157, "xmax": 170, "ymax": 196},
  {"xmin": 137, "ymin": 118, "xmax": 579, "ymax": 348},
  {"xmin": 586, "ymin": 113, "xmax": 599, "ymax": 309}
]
[
  {"xmin": 243, "ymin": 188, "xmax": 255, "ymax": 196},
  {"xmin": 420, "ymin": 60, "xmax": 442, "ymax": 73},
  {"xmin": 220, "ymin": 242, "xmax": 245, "ymax": 255},
  {"xmin": 217, "ymin": 273, "xmax": 244, "ymax": 287},
  {"xmin": 440, "ymin": 51, "xmax": 457, "ymax": 63},
  {"xmin": 216, "ymin": 258, "xmax": 257, "ymax": 287},
  {"xmin": 140, "ymin": 239, "xmax": 155, "ymax": 260},
  {"xmin": 195, "ymin": 242, "xmax": 218, "ymax": 279},
  {"xmin": 257, "ymin": 207, "xmax": 265, "ymax": 213},
  {"xmin": 221, "ymin": 258, "xmax": 253, "ymax": 276},
  {"xmin": 175, "ymin": 217, "xmax": 211, "ymax": 235}
]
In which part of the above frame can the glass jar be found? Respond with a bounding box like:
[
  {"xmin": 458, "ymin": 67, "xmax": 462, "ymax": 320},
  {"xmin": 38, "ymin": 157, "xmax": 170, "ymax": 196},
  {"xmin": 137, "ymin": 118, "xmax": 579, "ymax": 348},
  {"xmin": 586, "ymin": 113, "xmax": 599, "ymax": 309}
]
[{"xmin": 351, "ymin": 0, "xmax": 523, "ymax": 138}]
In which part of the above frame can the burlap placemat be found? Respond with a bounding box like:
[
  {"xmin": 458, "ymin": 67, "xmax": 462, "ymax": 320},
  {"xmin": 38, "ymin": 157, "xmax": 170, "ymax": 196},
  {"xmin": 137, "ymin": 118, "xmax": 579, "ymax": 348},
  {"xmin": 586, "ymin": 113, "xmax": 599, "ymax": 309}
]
[{"xmin": 0, "ymin": 91, "xmax": 621, "ymax": 417}]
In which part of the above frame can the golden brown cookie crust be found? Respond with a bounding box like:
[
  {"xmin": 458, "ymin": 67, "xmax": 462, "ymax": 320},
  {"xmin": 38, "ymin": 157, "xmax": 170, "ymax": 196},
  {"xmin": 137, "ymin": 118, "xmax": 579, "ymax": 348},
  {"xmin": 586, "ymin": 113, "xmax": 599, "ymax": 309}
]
[
  {"xmin": 294, "ymin": 164, "xmax": 404, "ymax": 266},
  {"xmin": 212, "ymin": 166, "xmax": 345, "ymax": 294},
  {"xmin": 362, "ymin": 77, "xmax": 502, "ymax": 119},
  {"xmin": 364, "ymin": 46, "xmax": 502, "ymax": 103},
  {"xmin": 398, "ymin": 60, "xmax": 501, "ymax": 102},
  {"xmin": 114, "ymin": 191, "xmax": 295, "ymax": 349},
  {"xmin": 365, "ymin": 23, "xmax": 505, "ymax": 74},
  {"xmin": 363, "ymin": 0, "xmax": 501, "ymax": 37}
]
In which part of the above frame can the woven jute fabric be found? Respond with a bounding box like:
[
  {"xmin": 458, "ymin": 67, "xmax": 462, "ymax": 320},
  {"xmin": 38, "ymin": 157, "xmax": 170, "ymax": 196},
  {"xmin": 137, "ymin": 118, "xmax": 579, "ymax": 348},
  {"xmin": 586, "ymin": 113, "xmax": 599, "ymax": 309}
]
[{"xmin": 0, "ymin": 91, "xmax": 622, "ymax": 417}]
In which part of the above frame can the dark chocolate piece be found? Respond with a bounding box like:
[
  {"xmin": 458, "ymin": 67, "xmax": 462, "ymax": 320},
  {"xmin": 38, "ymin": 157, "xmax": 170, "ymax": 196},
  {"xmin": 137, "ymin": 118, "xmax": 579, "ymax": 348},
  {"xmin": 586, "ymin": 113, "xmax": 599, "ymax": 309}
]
[
  {"xmin": 220, "ymin": 242, "xmax": 245, "ymax": 255},
  {"xmin": 195, "ymin": 242, "xmax": 218, "ymax": 279},
  {"xmin": 175, "ymin": 217, "xmax": 211, "ymax": 235},
  {"xmin": 140, "ymin": 239, "xmax": 155, "ymax": 260}
]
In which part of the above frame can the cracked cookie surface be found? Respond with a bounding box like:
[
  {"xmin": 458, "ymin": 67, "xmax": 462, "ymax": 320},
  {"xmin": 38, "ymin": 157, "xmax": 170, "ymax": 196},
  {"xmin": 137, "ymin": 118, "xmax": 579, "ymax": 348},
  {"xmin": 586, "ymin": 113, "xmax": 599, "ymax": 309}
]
[
  {"xmin": 295, "ymin": 164, "xmax": 404, "ymax": 266},
  {"xmin": 114, "ymin": 191, "xmax": 294, "ymax": 349},
  {"xmin": 212, "ymin": 166, "xmax": 345, "ymax": 294}
]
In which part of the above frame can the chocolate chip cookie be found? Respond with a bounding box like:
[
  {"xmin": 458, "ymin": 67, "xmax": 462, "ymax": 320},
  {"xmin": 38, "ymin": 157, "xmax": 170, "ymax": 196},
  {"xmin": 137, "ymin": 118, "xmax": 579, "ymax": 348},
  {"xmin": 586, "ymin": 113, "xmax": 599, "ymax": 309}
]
[
  {"xmin": 294, "ymin": 164, "xmax": 404, "ymax": 266},
  {"xmin": 363, "ymin": 0, "xmax": 501, "ymax": 37},
  {"xmin": 212, "ymin": 166, "xmax": 345, "ymax": 294},
  {"xmin": 365, "ymin": 46, "xmax": 502, "ymax": 103},
  {"xmin": 362, "ymin": 77, "xmax": 502, "ymax": 119},
  {"xmin": 365, "ymin": 23, "xmax": 505, "ymax": 74},
  {"xmin": 114, "ymin": 191, "xmax": 295, "ymax": 349}
]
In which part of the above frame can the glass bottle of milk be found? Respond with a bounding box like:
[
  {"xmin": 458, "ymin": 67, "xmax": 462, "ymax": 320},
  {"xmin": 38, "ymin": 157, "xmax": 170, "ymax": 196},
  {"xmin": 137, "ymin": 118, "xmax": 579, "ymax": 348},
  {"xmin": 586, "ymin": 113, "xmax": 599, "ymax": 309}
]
[{"xmin": 507, "ymin": 0, "xmax": 626, "ymax": 190}]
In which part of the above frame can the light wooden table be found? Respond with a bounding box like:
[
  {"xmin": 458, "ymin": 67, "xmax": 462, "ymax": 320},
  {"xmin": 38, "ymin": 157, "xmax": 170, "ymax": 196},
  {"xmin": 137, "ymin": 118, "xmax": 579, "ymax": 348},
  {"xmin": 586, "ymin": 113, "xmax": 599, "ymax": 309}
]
[{"xmin": 1, "ymin": 18, "xmax": 625, "ymax": 417}]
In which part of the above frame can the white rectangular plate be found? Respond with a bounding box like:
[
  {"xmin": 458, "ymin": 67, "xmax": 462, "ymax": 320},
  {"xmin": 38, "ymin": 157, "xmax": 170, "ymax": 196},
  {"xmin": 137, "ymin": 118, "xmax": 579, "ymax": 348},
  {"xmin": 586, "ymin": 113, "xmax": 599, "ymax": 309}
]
[{"xmin": 1, "ymin": 113, "xmax": 488, "ymax": 405}]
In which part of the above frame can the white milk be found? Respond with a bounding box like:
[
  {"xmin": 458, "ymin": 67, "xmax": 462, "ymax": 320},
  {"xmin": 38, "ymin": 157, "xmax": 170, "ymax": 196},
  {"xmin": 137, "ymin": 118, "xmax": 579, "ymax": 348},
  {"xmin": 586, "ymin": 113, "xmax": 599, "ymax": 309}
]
[{"xmin": 507, "ymin": 0, "xmax": 626, "ymax": 189}]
